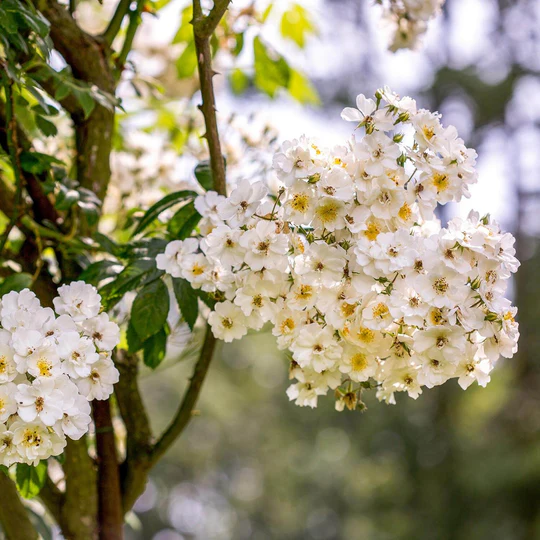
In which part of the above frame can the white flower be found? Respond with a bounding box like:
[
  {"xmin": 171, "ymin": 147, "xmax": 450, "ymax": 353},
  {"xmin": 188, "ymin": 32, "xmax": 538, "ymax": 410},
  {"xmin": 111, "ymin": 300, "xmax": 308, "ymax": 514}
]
[
  {"xmin": 208, "ymin": 301, "xmax": 248, "ymax": 342},
  {"xmin": 156, "ymin": 238, "xmax": 199, "ymax": 278},
  {"xmin": 58, "ymin": 334, "xmax": 100, "ymax": 378},
  {"xmin": 194, "ymin": 191, "xmax": 226, "ymax": 223},
  {"xmin": 16, "ymin": 378, "xmax": 66, "ymax": 426},
  {"xmin": 55, "ymin": 394, "xmax": 91, "ymax": 441},
  {"xmin": 12, "ymin": 419, "xmax": 66, "ymax": 465},
  {"xmin": 53, "ymin": 281, "xmax": 101, "ymax": 322},
  {"xmin": 217, "ymin": 179, "xmax": 266, "ymax": 226},
  {"xmin": 76, "ymin": 355, "xmax": 119, "ymax": 401},
  {"xmin": 0, "ymin": 383, "xmax": 17, "ymax": 422},
  {"xmin": 239, "ymin": 220, "xmax": 289, "ymax": 271},
  {"xmin": 291, "ymin": 324, "xmax": 342, "ymax": 373},
  {"xmin": 341, "ymin": 94, "xmax": 395, "ymax": 132},
  {"xmin": 83, "ymin": 313, "xmax": 121, "ymax": 351}
]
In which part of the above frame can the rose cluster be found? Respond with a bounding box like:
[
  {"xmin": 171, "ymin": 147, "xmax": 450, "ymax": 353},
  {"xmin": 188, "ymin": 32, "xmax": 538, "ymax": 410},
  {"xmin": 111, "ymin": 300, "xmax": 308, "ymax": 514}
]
[
  {"xmin": 0, "ymin": 282, "xmax": 120, "ymax": 465},
  {"xmin": 156, "ymin": 87, "xmax": 519, "ymax": 411},
  {"xmin": 378, "ymin": 0, "xmax": 445, "ymax": 51}
]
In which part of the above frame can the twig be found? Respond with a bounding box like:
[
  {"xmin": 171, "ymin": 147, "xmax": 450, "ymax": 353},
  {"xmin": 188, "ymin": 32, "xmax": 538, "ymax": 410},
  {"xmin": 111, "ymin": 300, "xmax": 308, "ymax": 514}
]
[
  {"xmin": 116, "ymin": 0, "xmax": 146, "ymax": 72},
  {"xmin": 151, "ymin": 325, "xmax": 217, "ymax": 463},
  {"xmin": 193, "ymin": 0, "xmax": 232, "ymax": 38},
  {"xmin": 103, "ymin": 0, "xmax": 132, "ymax": 46},
  {"xmin": 192, "ymin": 0, "xmax": 231, "ymax": 196}
]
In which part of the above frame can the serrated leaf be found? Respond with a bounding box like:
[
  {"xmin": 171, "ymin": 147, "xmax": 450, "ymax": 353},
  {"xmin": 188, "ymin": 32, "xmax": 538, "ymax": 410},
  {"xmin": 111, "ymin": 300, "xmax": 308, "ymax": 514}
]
[
  {"xmin": 143, "ymin": 326, "xmax": 167, "ymax": 369},
  {"xmin": 0, "ymin": 273, "xmax": 33, "ymax": 296},
  {"xmin": 131, "ymin": 279, "xmax": 170, "ymax": 341},
  {"xmin": 172, "ymin": 278, "xmax": 198, "ymax": 330},
  {"xmin": 131, "ymin": 190, "xmax": 197, "ymax": 237},
  {"xmin": 15, "ymin": 462, "xmax": 47, "ymax": 499}
]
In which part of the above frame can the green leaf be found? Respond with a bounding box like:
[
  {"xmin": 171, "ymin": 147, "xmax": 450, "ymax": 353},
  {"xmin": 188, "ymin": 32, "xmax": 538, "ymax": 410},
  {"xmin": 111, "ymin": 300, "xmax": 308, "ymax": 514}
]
[
  {"xmin": 93, "ymin": 232, "xmax": 120, "ymax": 256},
  {"xmin": 20, "ymin": 152, "xmax": 62, "ymax": 174},
  {"xmin": 131, "ymin": 279, "xmax": 170, "ymax": 341},
  {"xmin": 176, "ymin": 41, "xmax": 197, "ymax": 79},
  {"xmin": 172, "ymin": 6, "xmax": 193, "ymax": 43},
  {"xmin": 131, "ymin": 190, "xmax": 197, "ymax": 237},
  {"xmin": 35, "ymin": 115, "xmax": 58, "ymax": 137},
  {"xmin": 15, "ymin": 462, "xmax": 47, "ymax": 499},
  {"xmin": 99, "ymin": 258, "xmax": 156, "ymax": 310},
  {"xmin": 72, "ymin": 88, "xmax": 96, "ymax": 119},
  {"xmin": 230, "ymin": 68, "xmax": 249, "ymax": 95},
  {"xmin": 194, "ymin": 160, "xmax": 213, "ymax": 190},
  {"xmin": 253, "ymin": 36, "xmax": 291, "ymax": 98},
  {"xmin": 172, "ymin": 278, "xmax": 199, "ymax": 330},
  {"xmin": 126, "ymin": 319, "xmax": 143, "ymax": 353},
  {"xmin": 79, "ymin": 260, "xmax": 122, "ymax": 286},
  {"xmin": 143, "ymin": 326, "xmax": 168, "ymax": 369},
  {"xmin": 0, "ymin": 273, "xmax": 33, "ymax": 296},
  {"xmin": 54, "ymin": 82, "xmax": 71, "ymax": 102},
  {"xmin": 167, "ymin": 202, "xmax": 199, "ymax": 238},
  {"xmin": 280, "ymin": 3, "xmax": 316, "ymax": 48},
  {"xmin": 288, "ymin": 69, "xmax": 320, "ymax": 105}
]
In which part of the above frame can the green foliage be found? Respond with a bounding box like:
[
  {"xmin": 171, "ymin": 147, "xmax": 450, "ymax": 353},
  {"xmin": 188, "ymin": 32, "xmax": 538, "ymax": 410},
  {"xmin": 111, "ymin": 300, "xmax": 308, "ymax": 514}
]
[
  {"xmin": 172, "ymin": 277, "xmax": 199, "ymax": 330},
  {"xmin": 0, "ymin": 273, "xmax": 33, "ymax": 296},
  {"xmin": 15, "ymin": 462, "xmax": 47, "ymax": 499},
  {"xmin": 280, "ymin": 3, "xmax": 316, "ymax": 48},
  {"xmin": 130, "ymin": 279, "xmax": 170, "ymax": 341},
  {"xmin": 176, "ymin": 41, "xmax": 198, "ymax": 79},
  {"xmin": 167, "ymin": 202, "xmax": 201, "ymax": 239},
  {"xmin": 229, "ymin": 68, "xmax": 250, "ymax": 95},
  {"xmin": 193, "ymin": 160, "xmax": 214, "ymax": 191},
  {"xmin": 253, "ymin": 36, "xmax": 291, "ymax": 98},
  {"xmin": 131, "ymin": 190, "xmax": 197, "ymax": 237},
  {"xmin": 143, "ymin": 326, "xmax": 168, "ymax": 369}
]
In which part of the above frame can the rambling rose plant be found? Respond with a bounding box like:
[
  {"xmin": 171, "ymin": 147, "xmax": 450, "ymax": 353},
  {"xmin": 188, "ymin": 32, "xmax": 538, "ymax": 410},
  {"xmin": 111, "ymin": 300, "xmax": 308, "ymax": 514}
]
[
  {"xmin": 0, "ymin": 283, "xmax": 120, "ymax": 466},
  {"xmin": 156, "ymin": 87, "xmax": 519, "ymax": 411}
]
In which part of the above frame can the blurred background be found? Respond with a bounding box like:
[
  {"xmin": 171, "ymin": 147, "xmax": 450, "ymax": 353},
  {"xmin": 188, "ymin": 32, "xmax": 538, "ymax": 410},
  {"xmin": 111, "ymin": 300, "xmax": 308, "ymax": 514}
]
[{"xmin": 75, "ymin": 0, "xmax": 540, "ymax": 538}]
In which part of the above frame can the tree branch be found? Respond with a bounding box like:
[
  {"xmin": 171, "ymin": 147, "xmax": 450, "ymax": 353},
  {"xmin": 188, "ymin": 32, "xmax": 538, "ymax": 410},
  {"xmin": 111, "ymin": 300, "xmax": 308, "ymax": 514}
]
[
  {"xmin": 151, "ymin": 326, "xmax": 217, "ymax": 463},
  {"xmin": 0, "ymin": 473, "xmax": 38, "ymax": 540},
  {"xmin": 114, "ymin": 349, "xmax": 153, "ymax": 513},
  {"xmin": 93, "ymin": 399, "xmax": 123, "ymax": 539},
  {"xmin": 192, "ymin": 1, "xmax": 230, "ymax": 196},
  {"xmin": 148, "ymin": 0, "xmax": 229, "ymax": 467},
  {"xmin": 194, "ymin": 0, "xmax": 232, "ymax": 38},
  {"xmin": 39, "ymin": 476, "xmax": 64, "ymax": 527}
]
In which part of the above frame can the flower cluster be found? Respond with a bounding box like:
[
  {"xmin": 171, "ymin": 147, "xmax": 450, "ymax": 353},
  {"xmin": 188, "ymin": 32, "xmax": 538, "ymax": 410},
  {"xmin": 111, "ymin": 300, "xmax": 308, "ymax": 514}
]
[
  {"xmin": 0, "ymin": 282, "xmax": 120, "ymax": 465},
  {"xmin": 378, "ymin": 0, "xmax": 445, "ymax": 51},
  {"xmin": 157, "ymin": 87, "xmax": 519, "ymax": 411}
]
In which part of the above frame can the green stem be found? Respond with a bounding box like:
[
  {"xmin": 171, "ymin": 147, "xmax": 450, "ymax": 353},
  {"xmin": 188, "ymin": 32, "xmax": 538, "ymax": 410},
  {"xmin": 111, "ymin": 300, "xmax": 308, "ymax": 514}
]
[{"xmin": 103, "ymin": 0, "xmax": 132, "ymax": 46}]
